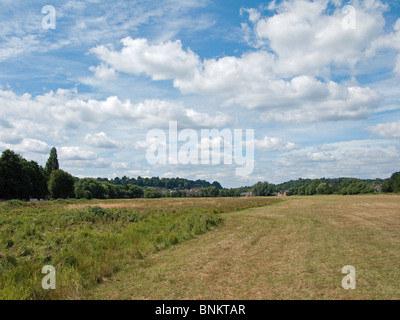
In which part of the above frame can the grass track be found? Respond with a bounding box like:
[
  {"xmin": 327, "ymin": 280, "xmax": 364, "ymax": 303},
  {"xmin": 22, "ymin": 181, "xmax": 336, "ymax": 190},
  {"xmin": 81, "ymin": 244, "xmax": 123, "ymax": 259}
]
[{"xmin": 90, "ymin": 195, "xmax": 400, "ymax": 300}]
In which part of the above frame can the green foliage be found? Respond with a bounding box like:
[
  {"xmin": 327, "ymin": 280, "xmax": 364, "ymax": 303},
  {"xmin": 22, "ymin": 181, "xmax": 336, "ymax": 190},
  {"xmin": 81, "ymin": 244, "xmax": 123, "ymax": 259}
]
[
  {"xmin": 0, "ymin": 150, "xmax": 25, "ymax": 199},
  {"xmin": 75, "ymin": 178, "xmax": 107, "ymax": 199},
  {"xmin": 273, "ymin": 177, "xmax": 377, "ymax": 196},
  {"xmin": 252, "ymin": 181, "xmax": 274, "ymax": 196},
  {"xmin": 219, "ymin": 187, "xmax": 251, "ymax": 197},
  {"xmin": 106, "ymin": 175, "xmax": 216, "ymax": 190},
  {"xmin": 127, "ymin": 185, "xmax": 144, "ymax": 198},
  {"xmin": 21, "ymin": 160, "xmax": 48, "ymax": 199},
  {"xmin": 75, "ymin": 178, "xmax": 144, "ymax": 199},
  {"xmin": 316, "ymin": 183, "xmax": 331, "ymax": 195},
  {"xmin": 48, "ymin": 170, "xmax": 75, "ymax": 199},
  {"xmin": 0, "ymin": 150, "xmax": 47, "ymax": 200},
  {"xmin": 199, "ymin": 186, "xmax": 219, "ymax": 197},
  {"xmin": 144, "ymin": 188, "xmax": 162, "ymax": 198},
  {"xmin": 44, "ymin": 147, "xmax": 59, "ymax": 177},
  {"xmin": 382, "ymin": 172, "xmax": 400, "ymax": 193}
]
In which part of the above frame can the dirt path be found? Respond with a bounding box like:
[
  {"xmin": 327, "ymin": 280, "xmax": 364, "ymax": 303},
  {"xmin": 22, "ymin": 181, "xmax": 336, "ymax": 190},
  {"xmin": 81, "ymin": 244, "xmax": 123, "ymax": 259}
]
[{"xmin": 89, "ymin": 195, "xmax": 400, "ymax": 300}]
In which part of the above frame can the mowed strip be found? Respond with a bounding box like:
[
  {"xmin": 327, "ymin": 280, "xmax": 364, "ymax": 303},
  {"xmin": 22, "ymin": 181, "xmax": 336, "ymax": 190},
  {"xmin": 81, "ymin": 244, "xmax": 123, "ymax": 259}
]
[{"xmin": 90, "ymin": 195, "xmax": 400, "ymax": 300}]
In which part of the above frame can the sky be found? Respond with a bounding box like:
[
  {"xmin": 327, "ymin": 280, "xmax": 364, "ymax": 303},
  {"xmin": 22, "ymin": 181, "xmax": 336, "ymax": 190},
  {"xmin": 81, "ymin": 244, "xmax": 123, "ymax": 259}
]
[{"xmin": 0, "ymin": 0, "xmax": 399, "ymax": 188}]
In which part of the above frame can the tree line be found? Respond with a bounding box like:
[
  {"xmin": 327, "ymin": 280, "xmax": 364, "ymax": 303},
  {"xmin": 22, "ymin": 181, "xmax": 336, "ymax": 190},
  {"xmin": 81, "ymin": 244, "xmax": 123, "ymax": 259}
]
[
  {"xmin": 97, "ymin": 176, "xmax": 222, "ymax": 190},
  {"xmin": 252, "ymin": 176, "xmax": 399, "ymax": 196},
  {"xmin": 0, "ymin": 148, "xmax": 399, "ymax": 200}
]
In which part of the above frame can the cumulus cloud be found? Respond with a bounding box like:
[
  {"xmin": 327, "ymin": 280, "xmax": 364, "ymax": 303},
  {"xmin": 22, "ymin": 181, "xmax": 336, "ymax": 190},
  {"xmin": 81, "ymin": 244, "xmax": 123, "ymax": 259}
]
[
  {"xmin": 90, "ymin": 4, "xmax": 383, "ymax": 122},
  {"xmin": 251, "ymin": 0, "xmax": 387, "ymax": 76},
  {"xmin": 84, "ymin": 132, "xmax": 122, "ymax": 149},
  {"xmin": 368, "ymin": 120, "xmax": 400, "ymax": 138},
  {"xmin": 0, "ymin": 138, "xmax": 51, "ymax": 155},
  {"xmin": 254, "ymin": 136, "xmax": 297, "ymax": 152},
  {"xmin": 81, "ymin": 64, "xmax": 118, "ymax": 86},
  {"xmin": 0, "ymin": 87, "xmax": 231, "ymax": 149},
  {"xmin": 59, "ymin": 146, "xmax": 98, "ymax": 161},
  {"xmin": 90, "ymin": 38, "xmax": 201, "ymax": 81}
]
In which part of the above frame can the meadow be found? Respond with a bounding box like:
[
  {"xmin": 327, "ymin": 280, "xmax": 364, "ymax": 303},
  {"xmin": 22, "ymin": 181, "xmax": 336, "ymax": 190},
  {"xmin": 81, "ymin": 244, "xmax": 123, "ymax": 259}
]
[
  {"xmin": 0, "ymin": 197, "xmax": 278, "ymax": 299},
  {"xmin": 91, "ymin": 194, "xmax": 400, "ymax": 300},
  {"xmin": 1, "ymin": 195, "xmax": 399, "ymax": 300}
]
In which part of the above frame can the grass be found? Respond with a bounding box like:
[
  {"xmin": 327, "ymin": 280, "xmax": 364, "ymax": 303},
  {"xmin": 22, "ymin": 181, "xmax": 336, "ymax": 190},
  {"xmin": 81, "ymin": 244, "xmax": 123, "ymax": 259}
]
[
  {"xmin": 0, "ymin": 197, "xmax": 279, "ymax": 300},
  {"xmin": 89, "ymin": 194, "xmax": 400, "ymax": 300}
]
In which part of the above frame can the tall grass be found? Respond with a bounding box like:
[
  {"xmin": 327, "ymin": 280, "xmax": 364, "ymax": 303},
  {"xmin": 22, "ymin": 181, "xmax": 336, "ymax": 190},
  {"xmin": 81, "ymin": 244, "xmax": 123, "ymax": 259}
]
[{"xmin": 0, "ymin": 198, "xmax": 278, "ymax": 299}]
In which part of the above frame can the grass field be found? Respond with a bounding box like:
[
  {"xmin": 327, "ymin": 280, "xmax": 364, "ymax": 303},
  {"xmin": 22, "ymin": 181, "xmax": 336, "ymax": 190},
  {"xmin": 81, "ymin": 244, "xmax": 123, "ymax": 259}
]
[
  {"xmin": 90, "ymin": 194, "xmax": 400, "ymax": 300},
  {"xmin": 1, "ymin": 195, "xmax": 399, "ymax": 300},
  {"xmin": 0, "ymin": 197, "xmax": 278, "ymax": 299}
]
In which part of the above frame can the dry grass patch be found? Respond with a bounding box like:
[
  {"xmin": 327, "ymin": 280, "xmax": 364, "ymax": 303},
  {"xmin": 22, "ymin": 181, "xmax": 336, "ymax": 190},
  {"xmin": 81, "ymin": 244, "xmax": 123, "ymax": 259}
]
[{"xmin": 90, "ymin": 195, "xmax": 400, "ymax": 300}]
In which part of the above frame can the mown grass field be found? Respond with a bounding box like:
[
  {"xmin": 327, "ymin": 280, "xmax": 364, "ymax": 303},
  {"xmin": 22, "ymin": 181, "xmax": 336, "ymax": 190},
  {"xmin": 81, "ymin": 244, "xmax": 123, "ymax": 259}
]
[
  {"xmin": 90, "ymin": 194, "xmax": 400, "ymax": 300},
  {"xmin": 0, "ymin": 197, "xmax": 278, "ymax": 300}
]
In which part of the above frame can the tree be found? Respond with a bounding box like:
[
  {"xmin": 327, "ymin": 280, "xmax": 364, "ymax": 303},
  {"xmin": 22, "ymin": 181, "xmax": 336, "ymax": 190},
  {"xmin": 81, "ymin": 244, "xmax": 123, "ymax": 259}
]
[
  {"xmin": 45, "ymin": 147, "xmax": 59, "ymax": 178},
  {"xmin": 21, "ymin": 159, "xmax": 48, "ymax": 199},
  {"xmin": 0, "ymin": 150, "xmax": 25, "ymax": 199},
  {"xmin": 316, "ymin": 183, "xmax": 331, "ymax": 195},
  {"xmin": 252, "ymin": 181, "xmax": 274, "ymax": 196},
  {"xmin": 144, "ymin": 188, "xmax": 162, "ymax": 198},
  {"xmin": 211, "ymin": 181, "xmax": 223, "ymax": 189},
  {"xmin": 48, "ymin": 169, "xmax": 75, "ymax": 199},
  {"xmin": 382, "ymin": 172, "xmax": 400, "ymax": 193},
  {"xmin": 75, "ymin": 178, "xmax": 106, "ymax": 199},
  {"xmin": 128, "ymin": 185, "xmax": 144, "ymax": 198}
]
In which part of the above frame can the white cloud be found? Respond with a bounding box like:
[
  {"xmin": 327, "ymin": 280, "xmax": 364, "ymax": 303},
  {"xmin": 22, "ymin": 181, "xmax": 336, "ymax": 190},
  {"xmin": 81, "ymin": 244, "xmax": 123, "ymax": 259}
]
[
  {"xmin": 92, "ymin": 34, "xmax": 381, "ymax": 121},
  {"xmin": 254, "ymin": 136, "xmax": 297, "ymax": 152},
  {"xmin": 84, "ymin": 132, "xmax": 122, "ymax": 149},
  {"xmin": 367, "ymin": 18, "xmax": 400, "ymax": 75},
  {"xmin": 59, "ymin": 146, "xmax": 98, "ymax": 160},
  {"xmin": 251, "ymin": 0, "xmax": 387, "ymax": 76},
  {"xmin": 81, "ymin": 64, "xmax": 117, "ymax": 85},
  {"xmin": 368, "ymin": 120, "xmax": 400, "ymax": 138},
  {"xmin": 18, "ymin": 139, "xmax": 51, "ymax": 154},
  {"xmin": 91, "ymin": 38, "xmax": 200, "ymax": 81},
  {"xmin": 0, "ymin": 87, "xmax": 231, "ymax": 150},
  {"xmin": 0, "ymin": 138, "xmax": 51, "ymax": 155},
  {"xmin": 307, "ymin": 152, "xmax": 336, "ymax": 162},
  {"xmin": 260, "ymin": 139, "xmax": 399, "ymax": 183},
  {"xmin": 111, "ymin": 162, "xmax": 130, "ymax": 170}
]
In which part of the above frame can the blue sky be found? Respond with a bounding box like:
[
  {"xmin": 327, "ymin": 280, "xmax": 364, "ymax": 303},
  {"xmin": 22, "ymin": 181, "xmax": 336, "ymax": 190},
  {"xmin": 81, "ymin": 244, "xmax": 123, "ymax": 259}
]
[{"xmin": 0, "ymin": 0, "xmax": 399, "ymax": 187}]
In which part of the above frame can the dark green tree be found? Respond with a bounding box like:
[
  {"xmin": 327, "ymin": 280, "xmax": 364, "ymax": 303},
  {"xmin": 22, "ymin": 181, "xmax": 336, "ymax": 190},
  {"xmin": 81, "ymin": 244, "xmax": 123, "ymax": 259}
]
[
  {"xmin": 21, "ymin": 159, "xmax": 48, "ymax": 199},
  {"xmin": 48, "ymin": 169, "xmax": 75, "ymax": 199},
  {"xmin": 45, "ymin": 147, "xmax": 59, "ymax": 177},
  {"xmin": 0, "ymin": 150, "xmax": 25, "ymax": 199}
]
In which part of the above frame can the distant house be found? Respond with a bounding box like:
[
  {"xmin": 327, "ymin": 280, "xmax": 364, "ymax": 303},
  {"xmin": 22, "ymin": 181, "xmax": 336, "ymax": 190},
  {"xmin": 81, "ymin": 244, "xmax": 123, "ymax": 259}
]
[
  {"xmin": 277, "ymin": 191, "xmax": 288, "ymax": 197},
  {"xmin": 240, "ymin": 192, "xmax": 252, "ymax": 197}
]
